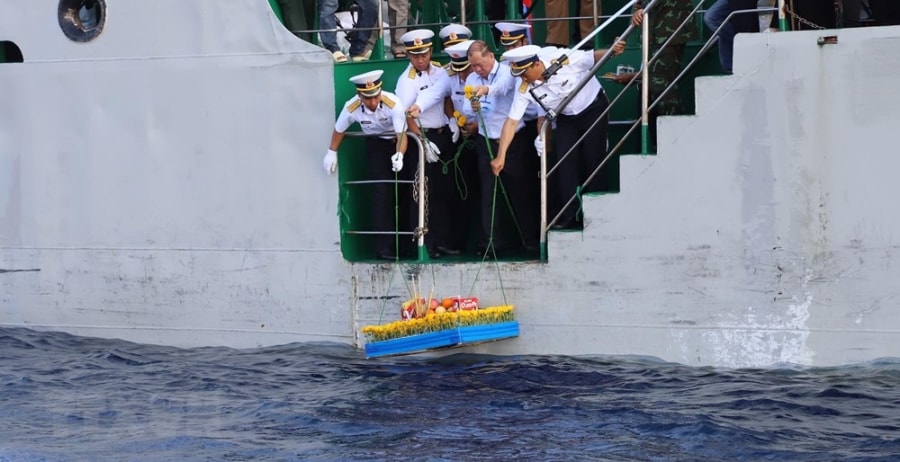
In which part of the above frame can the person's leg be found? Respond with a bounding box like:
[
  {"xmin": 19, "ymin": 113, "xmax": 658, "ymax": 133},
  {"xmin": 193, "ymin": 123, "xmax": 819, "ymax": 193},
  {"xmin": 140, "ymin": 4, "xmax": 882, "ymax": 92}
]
[
  {"xmin": 579, "ymin": 0, "xmax": 600, "ymax": 43},
  {"xmin": 366, "ymin": 138, "xmax": 398, "ymax": 257},
  {"xmin": 544, "ymin": 0, "xmax": 571, "ymax": 46},
  {"xmin": 575, "ymin": 96, "xmax": 611, "ymax": 195},
  {"xmin": 502, "ymin": 130, "xmax": 541, "ymax": 250},
  {"xmin": 841, "ymin": 0, "xmax": 862, "ymax": 27},
  {"xmin": 348, "ymin": 0, "xmax": 377, "ymax": 56},
  {"xmin": 318, "ymin": 0, "xmax": 341, "ymax": 53},
  {"xmin": 388, "ymin": 0, "xmax": 409, "ymax": 55},
  {"xmin": 422, "ymin": 130, "xmax": 456, "ymax": 255},
  {"xmin": 474, "ymin": 136, "xmax": 499, "ymax": 253},
  {"xmin": 645, "ymin": 44, "xmax": 685, "ymax": 151},
  {"xmin": 550, "ymin": 117, "xmax": 582, "ymax": 226},
  {"xmin": 704, "ymin": 0, "xmax": 734, "ymax": 72},
  {"xmin": 444, "ymin": 139, "xmax": 477, "ymax": 253},
  {"xmin": 869, "ymin": 0, "xmax": 900, "ymax": 25},
  {"xmin": 648, "ymin": 43, "xmax": 685, "ymax": 117}
]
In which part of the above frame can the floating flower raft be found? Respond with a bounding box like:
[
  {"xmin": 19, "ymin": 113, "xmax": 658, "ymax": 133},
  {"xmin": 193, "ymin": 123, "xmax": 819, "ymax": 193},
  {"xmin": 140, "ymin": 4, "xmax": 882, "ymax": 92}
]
[{"xmin": 362, "ymin": 305, "xmax": 519, "ymax": 358}]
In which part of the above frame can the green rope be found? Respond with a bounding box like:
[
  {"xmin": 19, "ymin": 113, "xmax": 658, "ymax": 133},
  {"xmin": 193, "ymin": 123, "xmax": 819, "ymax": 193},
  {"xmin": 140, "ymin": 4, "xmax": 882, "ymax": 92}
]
[
  {"xmin": 338, "ymin": 187, "xmax": 352, "ymax": 224},
  {"xmin": 466, "ymin": 107, "xmax": 508, "ymax": 305},
  {"xmin": 477, "ymin": 115, "xmax": 529, "ymax": 249},
  {"xmin": 440, "ymin": 136, "xmax": 473, "ymax": 201},
  {"xmin": 575, "ymin": 184, "xmax": 584, "ymax": 223}
]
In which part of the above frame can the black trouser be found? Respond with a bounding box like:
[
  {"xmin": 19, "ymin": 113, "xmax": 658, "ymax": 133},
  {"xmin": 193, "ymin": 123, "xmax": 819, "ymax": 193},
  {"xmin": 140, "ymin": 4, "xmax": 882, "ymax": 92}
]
[
  {"xmin": 474, "ymin": 131, "xmax": 540, "ymax": 250},
  {"xmin": 408, "ymin": 127, "xmax": 456, "ymax": 251},
  {"xmin": 551, "ymin": 91, "xmax": 611, "ymax": 224},
  {"xmin": 445, "ymin": 136, "xmax": 480, "ymax": 251},
  {"xmin": 869, "ymin": 0, "xmax": 900, "ymax": 25},
  {"xmin": 366, "ymin": 137, "xmax": 412, "ymax": 254}
]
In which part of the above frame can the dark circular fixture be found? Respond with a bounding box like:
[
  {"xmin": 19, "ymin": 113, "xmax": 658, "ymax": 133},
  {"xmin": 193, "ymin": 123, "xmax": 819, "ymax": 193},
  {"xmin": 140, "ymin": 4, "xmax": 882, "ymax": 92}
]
[{"xmin": 58, "ymin": 0, "xmax": 107, "ymax": 42}]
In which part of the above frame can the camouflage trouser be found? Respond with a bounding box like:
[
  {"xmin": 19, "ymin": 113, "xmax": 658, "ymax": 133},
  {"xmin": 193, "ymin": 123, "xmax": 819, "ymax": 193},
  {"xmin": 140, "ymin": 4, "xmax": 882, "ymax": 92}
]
[{"xmin": 647, "ymin": 43, "xmax": 685, "ymax": 117}]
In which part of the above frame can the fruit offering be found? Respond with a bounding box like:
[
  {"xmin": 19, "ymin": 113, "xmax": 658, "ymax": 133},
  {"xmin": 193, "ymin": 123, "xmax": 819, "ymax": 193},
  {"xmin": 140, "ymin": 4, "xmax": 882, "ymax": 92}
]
[{"xmin": 399, "ymin": 296, "xmax": 479, "ymax": 320}]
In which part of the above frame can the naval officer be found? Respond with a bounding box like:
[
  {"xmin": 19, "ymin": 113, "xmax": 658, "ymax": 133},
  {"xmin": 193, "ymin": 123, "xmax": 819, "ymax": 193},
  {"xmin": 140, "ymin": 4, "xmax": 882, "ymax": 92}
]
[
  {"xmin": 394, "ymin": 28, "xmax": 460, "ymax": 258},
  {"xmin": 324, "ymin": 70, "xmax": 412, "ymax": 260},
  {"xmin": 439, "ymin": 23, "xmax": 473, "ymax": 49},
  {"xmin": 443, "ymin": 39, "xmax": 480, "ymax": 254},
  {"xmin": 494, "ymin": 22, "xmax": 531, "ymax": 50},
  {"xmin": 496, "ymin": 42, "xmax": 624, "ymax": 230}
]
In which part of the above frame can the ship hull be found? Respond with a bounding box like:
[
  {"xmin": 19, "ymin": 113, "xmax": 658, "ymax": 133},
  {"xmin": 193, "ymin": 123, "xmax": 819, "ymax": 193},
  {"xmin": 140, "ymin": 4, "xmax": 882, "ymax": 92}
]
[{"xmin": 3, "ymin": 1, "xmax": 900, "ymax": 367}]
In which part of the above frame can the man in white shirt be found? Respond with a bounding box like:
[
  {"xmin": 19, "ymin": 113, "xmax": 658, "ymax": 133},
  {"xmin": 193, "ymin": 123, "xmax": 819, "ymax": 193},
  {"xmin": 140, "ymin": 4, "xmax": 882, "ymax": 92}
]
[
  {"xmin": 443, "ymin": 39, "xmax": 480, "ymax": 255},
  {"xmin": 323, "ymin": 70, "xmax": 411, "ymax": 260},
  {"xmin": 465, "ymin": 41, "xmax": 540, "ymax": 256},
  {"xmin": 497, "ymin": 42, "xmax": 623, "ymax": 230},
  {"xmin": 394, "ymin": 29, "xmax": 460, "ymax": 258}
]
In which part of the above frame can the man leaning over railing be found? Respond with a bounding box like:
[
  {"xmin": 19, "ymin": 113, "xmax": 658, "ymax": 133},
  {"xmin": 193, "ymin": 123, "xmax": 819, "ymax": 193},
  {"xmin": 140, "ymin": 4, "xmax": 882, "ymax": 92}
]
[{"xmin": 495, "ymin": 40, "xmax": 625, "ymax": 230}]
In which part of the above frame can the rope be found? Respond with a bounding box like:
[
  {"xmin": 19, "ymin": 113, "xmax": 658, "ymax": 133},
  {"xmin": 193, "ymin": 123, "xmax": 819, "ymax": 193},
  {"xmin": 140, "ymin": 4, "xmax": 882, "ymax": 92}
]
[
  {"xmin": 338, "ymin": 187, "xmax": 352, "ymax": 224},
  {"xmin": 441, "ymin": 137, "xmax": 473, "ymax": 201},
  {"xmin": 466, "ymin": 96, "xmax": 509, "ymax": 305}
]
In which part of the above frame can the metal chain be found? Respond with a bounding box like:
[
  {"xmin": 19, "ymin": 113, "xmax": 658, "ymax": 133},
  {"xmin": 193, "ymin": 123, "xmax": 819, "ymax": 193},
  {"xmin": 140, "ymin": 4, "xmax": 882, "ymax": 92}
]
[
  {"xmin": 783, "ymin": 0, "xmax": 846, "ymax": 30},
  {"xmin": 783, "ymin": 3, "xmax": 825, "ymax": 30},
  {"xmin": 411, "ymin": 166, "xmax": 428, "ymax": 242}
]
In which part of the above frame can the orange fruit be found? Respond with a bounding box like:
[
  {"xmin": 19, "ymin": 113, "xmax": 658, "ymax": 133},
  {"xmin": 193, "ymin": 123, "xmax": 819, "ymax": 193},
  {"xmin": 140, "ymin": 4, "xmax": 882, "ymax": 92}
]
[{"xmin": 441, "ymin": 297, "xmax": 455, "ymax": 308}]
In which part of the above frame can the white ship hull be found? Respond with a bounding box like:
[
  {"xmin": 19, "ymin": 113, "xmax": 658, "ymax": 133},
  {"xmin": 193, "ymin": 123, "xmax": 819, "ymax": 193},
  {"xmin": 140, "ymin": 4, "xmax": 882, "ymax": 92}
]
[{"xmin": 3, "ymin": 0, "xmax": 899, "ymax": 367}]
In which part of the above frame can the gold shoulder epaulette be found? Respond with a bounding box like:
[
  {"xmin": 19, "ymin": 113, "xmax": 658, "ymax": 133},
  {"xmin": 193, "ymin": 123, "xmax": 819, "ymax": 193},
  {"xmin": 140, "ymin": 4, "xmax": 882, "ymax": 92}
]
[
  {"xmin": 431, "ymin": 60, "xmax": 442, "ymax": 67},
  {"xmin": 348, "ymin": 99, "xmax": 362, "ymax": 112},
  {"xmin": 379, "ymin": 94, "xmax": 396, "ymax": 108},
  {"xmin": 519, "ymin": 81, "xmax": 528, "ymax": 93},
  {"xmin": 407, "ymin": 67, "xmax": 417, "ymax": 79},
  {"xmin": 446, "ymin": 68, "xmax": 457, "ymax": 77}
]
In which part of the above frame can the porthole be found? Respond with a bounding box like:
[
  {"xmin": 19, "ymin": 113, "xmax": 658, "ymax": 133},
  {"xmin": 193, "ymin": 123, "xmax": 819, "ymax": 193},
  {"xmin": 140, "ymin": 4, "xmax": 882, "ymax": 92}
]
[{"xmin": 58, "ymin": 0, "xmax": 107, "ymax": 42}]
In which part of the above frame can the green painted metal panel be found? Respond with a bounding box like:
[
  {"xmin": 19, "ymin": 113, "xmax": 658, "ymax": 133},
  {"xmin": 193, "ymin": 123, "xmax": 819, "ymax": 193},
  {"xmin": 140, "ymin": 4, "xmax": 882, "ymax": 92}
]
[{"xmin": 268, "ymin": 0, "xmax": 284, "ymax": 22}]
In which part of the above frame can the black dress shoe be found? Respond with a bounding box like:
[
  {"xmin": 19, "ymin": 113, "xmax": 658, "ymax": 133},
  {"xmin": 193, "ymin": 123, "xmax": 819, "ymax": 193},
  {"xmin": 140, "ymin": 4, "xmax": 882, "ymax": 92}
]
[
  {"xmin": 376, "ymin": 249, "xmax": 398, "ymax": 260},
  {"xmin": 435, "ymin": 245, "xmax": 461, "ymax": 256},
  {"xmin": 550, "ymin": 218, "xmax": 580, "ymax": 230}
]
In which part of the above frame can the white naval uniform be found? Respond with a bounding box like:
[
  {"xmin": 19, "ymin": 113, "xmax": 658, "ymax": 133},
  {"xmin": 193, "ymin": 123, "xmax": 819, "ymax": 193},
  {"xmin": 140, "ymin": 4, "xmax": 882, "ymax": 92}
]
[
  {"xmin": 394, "ymin": 62, "xmax": 452, "ymax": 130},
  {"xmin": 334, "ymin": 91, "xmax": 407, "ymax": 138},
  {"xmin": 508, "ymin": 48, "xmax": 604, "ymax": 120}
]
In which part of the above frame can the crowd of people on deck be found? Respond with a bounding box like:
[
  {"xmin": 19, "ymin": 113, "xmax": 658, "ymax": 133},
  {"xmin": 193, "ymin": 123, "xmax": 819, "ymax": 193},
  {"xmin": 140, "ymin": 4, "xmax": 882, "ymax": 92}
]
[
  {"xmin": 311, "ymin": 0, "xmax": 899, "ymax": 261},
  {"xmin": 324, "ymin": 20, "xmax": 625, "ymax": 261}
]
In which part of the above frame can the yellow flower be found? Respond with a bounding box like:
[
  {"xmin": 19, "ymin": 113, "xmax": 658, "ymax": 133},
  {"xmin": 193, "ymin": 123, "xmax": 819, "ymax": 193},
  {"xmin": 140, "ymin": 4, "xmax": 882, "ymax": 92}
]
[
  {"xmin": 457, "ymin": 115, "xmax": 467, "ymax": 127},
  {"xmin": 464, "ymin": 85, "xmax": 474, "ymax": 101},
  {"xmin": 361, "ymin": 305, "xmax": 515, "ymax": 342}
]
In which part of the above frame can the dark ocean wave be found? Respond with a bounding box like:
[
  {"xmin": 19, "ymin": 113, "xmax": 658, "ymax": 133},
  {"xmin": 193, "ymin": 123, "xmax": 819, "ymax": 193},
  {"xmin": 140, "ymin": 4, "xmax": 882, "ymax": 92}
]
[{"xmin": 1, "ymin": 327, "xmax": 900, "ymax": 461}]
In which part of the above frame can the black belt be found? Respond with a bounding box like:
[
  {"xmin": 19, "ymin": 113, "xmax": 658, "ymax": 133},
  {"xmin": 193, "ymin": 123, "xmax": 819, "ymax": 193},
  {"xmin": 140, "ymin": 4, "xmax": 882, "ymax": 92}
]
[{"xmin": 422, "ymin": 126, "xmax": 445, "ymax": 135}]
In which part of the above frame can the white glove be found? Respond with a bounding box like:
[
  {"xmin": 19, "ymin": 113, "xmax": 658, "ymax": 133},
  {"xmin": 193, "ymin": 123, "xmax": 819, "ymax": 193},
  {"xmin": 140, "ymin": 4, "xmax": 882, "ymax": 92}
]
[
  {"xmin": 390, "ymin": 152, "xmax": 403, "ymax": 172},
  {"xmin": 425, "ymin": 140, "xmax": 440, "ymax": 163},
  {"xmin": 534, "ymin": 136, "xmax": 544, "ymax": 157},
  {"xmin": 448, "ymin": 122, "xmax": 460, "ymax": 143},
  {"xmin": 323, "ymin": 149, "xmax": 337, "ymax": 174}
]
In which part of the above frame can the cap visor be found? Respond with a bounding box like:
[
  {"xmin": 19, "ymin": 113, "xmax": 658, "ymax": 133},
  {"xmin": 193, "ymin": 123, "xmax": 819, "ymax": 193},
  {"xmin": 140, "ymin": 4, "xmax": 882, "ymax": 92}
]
[{"xmin": 510, "ymin": 66, "xmax": 528, "ymax": 77}]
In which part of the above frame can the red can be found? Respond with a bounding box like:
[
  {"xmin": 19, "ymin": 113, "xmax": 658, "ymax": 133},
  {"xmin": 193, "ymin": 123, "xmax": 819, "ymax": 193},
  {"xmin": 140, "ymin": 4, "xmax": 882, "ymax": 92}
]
[{"xmin": 455, "ymin": 296, "xmax": 479, "ymax": 311}]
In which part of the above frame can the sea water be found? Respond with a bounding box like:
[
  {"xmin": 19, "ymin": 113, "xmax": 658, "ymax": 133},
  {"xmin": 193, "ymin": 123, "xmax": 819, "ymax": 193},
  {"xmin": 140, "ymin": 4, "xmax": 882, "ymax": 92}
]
[{"xmin": 1, "ymin": 327, "xmax": 898, "ymax": 461}]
